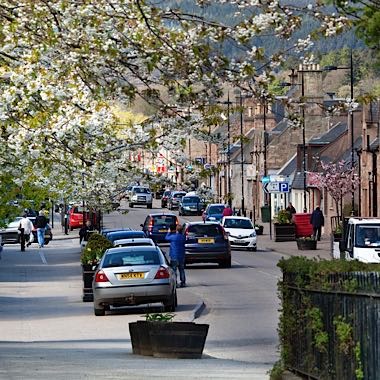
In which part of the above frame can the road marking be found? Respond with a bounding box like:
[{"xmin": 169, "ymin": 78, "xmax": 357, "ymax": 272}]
[
  {"xmin": 38, "ymin": 249, "xmax": 48, "ymax": 264},
  {"xmin": 232, "ymin": 260, "xmax": 278, "ymax": 279}
]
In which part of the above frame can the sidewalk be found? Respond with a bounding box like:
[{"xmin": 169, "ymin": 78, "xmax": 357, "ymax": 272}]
[{"xmin": 257, "ymin": 222, "xmax": 332, "ymax": 260}]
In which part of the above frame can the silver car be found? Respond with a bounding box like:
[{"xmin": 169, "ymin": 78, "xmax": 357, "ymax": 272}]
[
  {"xmin": 92, "ymin": 246, "xmax": 177, "ymax": 316},
  {"xmin": 112, "ymin": 237, "xmax": 156, "ymax": 247}
]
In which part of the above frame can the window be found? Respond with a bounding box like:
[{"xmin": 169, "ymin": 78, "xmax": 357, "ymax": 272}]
[
  {"xmin": 153, "ymin": 216, "xmax": 176, "ymax": 226},
  {"xmin": 187, "ymin": 224, "xmax": 222, "ymax": 237},
  {"xmin": 103, "ymin": 250, "xmax": 161, "ymax": 267},
  {"xmin": 209, "ymin": 205, "xmax": 224, "ymax": 214}
]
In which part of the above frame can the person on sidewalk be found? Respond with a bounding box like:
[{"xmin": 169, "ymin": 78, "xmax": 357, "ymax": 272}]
[
  {"xmin": 79, "ymin": 220, "xmax": 94, "ymax": 245},
  {"xmin": 35, "ymin": 210, "xmax": 48, "ymax": 248},
  {"xmin": 165, "ymin": 225, "xmax": 186, "ymax": 288},
  {"xmin": 310, "ymin": 206, "xmax": 324, "ymax": 241},
  {"xmin": 286, "ymin": 202, "xmax": 296, "ymax": 221},
  {"xmin": 222, "ymin": 205, "xmax": 233, "ymax": 217},
  {"xmin": 18, "ymin": 213, "xmax": 34, "ymax": 251}
]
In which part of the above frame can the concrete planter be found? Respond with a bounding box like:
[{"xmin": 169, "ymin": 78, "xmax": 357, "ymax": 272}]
[{"xmin": 129, "ymin": 321, "xmax": 209, "ymax": 359}]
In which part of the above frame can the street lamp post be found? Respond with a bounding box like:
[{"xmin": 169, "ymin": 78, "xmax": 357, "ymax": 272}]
[
  {"xmin": 239, "ymin": 93, "xmax": 245, "ymax": 216},
  {"xmin": 301, "ymin": 71, "xmax": 307, "ymax": 212},
  {"xmin": 324, "ymin": 50, "xmax": 355, "ymax": 214}
]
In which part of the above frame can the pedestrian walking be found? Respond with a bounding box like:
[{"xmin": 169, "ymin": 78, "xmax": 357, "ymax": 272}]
[
  {"xmin": 35, "ymin": 210, "xmax": 48, "ymax": 248},
  {"xmin": 165, "ymin": 225, "xmax": 186, "ymax": 288},
  {"xmin": 310, "ymin": 206, "xmax": 324, "ymax": 241},
  {"xmin": 18, "ymin": 213, "xmax": 34, "ymax": 251},
  {"xmin": 79, "ymin": 220, "xmax": 94, "ymax": 245},
  {"xmin": 286, "ymin": 202, "xmax": 296, "ymax": 221},
  {"xmin": 222, "ymin": 205, "xmax": 233, "ymax": 217}
]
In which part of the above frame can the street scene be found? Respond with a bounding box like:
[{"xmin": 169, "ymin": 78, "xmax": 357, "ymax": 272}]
[{"xmin": 0, "ymin": 1, "xmax": 379, "ymax": 379}]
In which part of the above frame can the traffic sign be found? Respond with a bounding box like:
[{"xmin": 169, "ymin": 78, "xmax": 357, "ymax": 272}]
[
  {"xmin": 261, "ymin": 176, "xmax": 270, "ymax": 183},
  {"xmin": 263, "ymin": 182, "xmax": 290, "ymax": 193}
]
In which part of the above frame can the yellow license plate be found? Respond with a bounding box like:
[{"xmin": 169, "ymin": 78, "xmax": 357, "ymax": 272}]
[
  {"xmin": 198, "ymin": 238, "xmax": 215, "ymax": 244},
  {"xmin": 118, "ymin": 273, "xmax": 144, "ymax": 280},
  {"xmin": 159, "ymin": 229, "xmax": 167, "ymax": 232}
]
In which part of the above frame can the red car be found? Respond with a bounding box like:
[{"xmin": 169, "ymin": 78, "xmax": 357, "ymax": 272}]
[{"xmin": 68, "ymin": 206, "xmax": 96, "ymax": 230}]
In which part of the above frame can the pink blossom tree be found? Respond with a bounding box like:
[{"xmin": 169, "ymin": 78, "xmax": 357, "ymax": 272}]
[{"xmin": 311, "ymin": 161, "xmax": 360, "ymax": 220}]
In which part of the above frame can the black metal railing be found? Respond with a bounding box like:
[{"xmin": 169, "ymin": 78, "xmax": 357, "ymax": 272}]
[{"xmin": 282, "ymin": 272, "xmax": 380, "ymax": 379}]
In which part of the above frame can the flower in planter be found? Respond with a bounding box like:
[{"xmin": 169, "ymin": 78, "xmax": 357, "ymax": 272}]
[
  {"xmin": 80, "ymin": 233, "xmax": 113, "ymax": 265},
  {"xmin": 274, "ymin": 209, "xmax": 294, "ymax": 225},
  {"xmin": 144, "ymin": 313, "xmax": 175, "ymax": 322},
  {"xmin": 296, "ymin": 236, "xmax": 315, "ymax": 241}
]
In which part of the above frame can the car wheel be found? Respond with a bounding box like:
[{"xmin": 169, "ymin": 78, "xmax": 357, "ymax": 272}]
[
  {"xmin": 163, "ymin": 291, "xmax": 177, "ymax": 312},
  {"xmin": 70, "ymin": 226, "xmax": 73, "ymax": 231},
  {"xmin": 178, "ymin": 210, "xmax": 182, "ymax": 216},
  {"xmin": 129, "ymin": 203, "xmax": 134, "ymax": 208},
  {"xmin": 249, "ymin": 247, "xmax": 257, "ymax": 252},
  {"xmin": 94, "ymin": 307, "xmax": 105, "ymax": 316},
  {"xmin": 219, "ymin": 258, "xmax": 231, "ymax": 268},
  {"xmin": 44, "ymin": 239, "xmax": 50, "ymax": 245},
  {"xmin": 147, "ymin": 203, "xmax": 152, "ymax": 209}
]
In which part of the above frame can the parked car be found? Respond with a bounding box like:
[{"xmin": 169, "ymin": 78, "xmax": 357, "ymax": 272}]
[
  {"xmin": 92, "ymin": 246, "xmax": 177, "ymax": 315},
  {"xmin": 141, "ymin": 213, "xmax": 179, "ymax": 243},
  {"xmin": 202, "ymin": 203, "xmax": 226, "ymax": 222},
  {"xmin": 167, "ymin": 191, "xmax": 187, "ymax": 210},
  {"xmin": 160, "ymin": 190, "xmax": 172, "ymax": 208},
  {"xmin": 68, "ymin": 206, "xmax": 96, "ymax": 231},
  {"xmin": 0, "ymin": 216, "xmax": 52, "ymax": 245},
  {"xmin": 129, "ymin": 186, "xmax": 153, "ymax": 209},
  {"xmin": 178, "ymin": 195, "xmax": 204, "ymax": 216},
  {"xmin": 113, "ymin": 238, "xmax": 156, "ymax": 248},
  {"xmin": 106, "ymin": 230, "xmax": 147, "ymax": 245},
  {"xmin": 183, "ymin": 221, "xmax": 231, "ymax": 268},
  {"xmin": 221, "ymin": 216, "xmax": 257, "ymax": 251},
  {"xmin": 101, "ymin": 228, "xmax": 131, "ymax": 237}
]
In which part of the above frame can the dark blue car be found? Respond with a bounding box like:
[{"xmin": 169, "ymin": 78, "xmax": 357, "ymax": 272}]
[
  {"xmin": 106, "ymin": 230, "xmax": 146, "ymax": 244},
  {"xmin": 183, "ymin": 222, "xmax": 231, "ymax": 268},
  {"xmin": 178, "ymin": 196, "xmax": 204, "ymax": 216},
  {"xmin": 141, "ymin": 213, "xmax": 179, "ymax": 243},
  {"xmin": 202, "ymin": 203, "xmax": 226, "ymax": 222}
]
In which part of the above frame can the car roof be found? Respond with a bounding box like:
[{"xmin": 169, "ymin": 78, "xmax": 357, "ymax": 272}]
[
  {"xmin": 107, "ymin": 230, "xmax": 145, "ymax": 237},
  {"xmin": 222, "ymin": 216, "xmax": 251, "ymax": 220},
  {"xmin": 184, "ymin": 221, "xmax": 221, "ymax": 226},
  {"xmin": 147, "ymin": 213, "xmax": 177, "ymax": 217},
  {"xmin": 207, "ymin": 203, "xmax": 225, "ymax": 207},
  {"xmin": 105, "ymin": 246, "xmax": 161, "ymax": 255},
  {"xmin": 113, "ymin": 238, "xmax": 155, "ymax": 245}
]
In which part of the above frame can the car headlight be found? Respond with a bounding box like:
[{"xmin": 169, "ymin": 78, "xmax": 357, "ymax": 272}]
[{"xmin": 249, "ymin": 232, "xmax": 256, "ymax": 237}]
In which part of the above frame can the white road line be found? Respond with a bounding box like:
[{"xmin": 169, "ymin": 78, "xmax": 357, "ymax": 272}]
[
  {"xmin": 232, "ymin": 260, "xmax": 278, "ymax": 279},
  {"xmin": 38, "ymin": 249, "xmax": 48, "ymax": 264}
]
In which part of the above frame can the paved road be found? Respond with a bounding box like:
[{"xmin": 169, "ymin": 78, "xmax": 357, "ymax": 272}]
[{"xmin": 0, "ymin": 201, "xmax": 330, "ymax": 379}]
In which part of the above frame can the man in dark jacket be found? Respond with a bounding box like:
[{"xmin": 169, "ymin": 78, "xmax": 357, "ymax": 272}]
[
  {"xmin": 165, "ymin": 225, "xmax": 186, "ymax": 288},
  {"xmin": 79, "ymin": 220, "xmax": 94, "ymax": 245},
  {"xmin": 310, "ymin": 206, "xmax": 324, "ymax": 241},
  {"xmin": 35, "ymin": 210, "xmax": 48, "ymax": 248}
]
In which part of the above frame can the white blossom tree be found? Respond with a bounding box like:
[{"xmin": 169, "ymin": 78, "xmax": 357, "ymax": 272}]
[{"xmin": 0, "ymin": 0, "xmax": 353, "ymax": 219}]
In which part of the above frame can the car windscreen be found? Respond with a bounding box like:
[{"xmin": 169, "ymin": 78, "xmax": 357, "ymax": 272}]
[
  {"xmin": 108, "ymin": 231, "xmax": 146, "ymax": 242},
  {"xmin": 208, "ymin": 206, "xmax": 224, "ymax": 214},
  {"xmin": 224, "ymin": 219, "xmax": 253, "ymax": 229},
  {"xmin": 133, "ymin": 187, "xmax": 150, "ymax": 194},
  {"xmin": 187, "ymin": 224, "xmax": 223, "ymax": 237},
  {"xmin": 103, "ymin": 250, "xmax": 161, "ymax": 267},
  {"xmin": 182, "ymin": 197, "xmax": 200, "ymax": 204},
  {"xmin": 173, "ymin": 193, "xmax": 186, "ymax": 199},
  {"xmin": 163, "ymin": 191, "xmax": 171, "ymax": 196},
  {"xmin": 153, "ymin": 216, "xmax": 177, "ymax": 226}
]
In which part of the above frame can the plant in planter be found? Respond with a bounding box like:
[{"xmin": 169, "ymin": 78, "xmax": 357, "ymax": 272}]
[
  {"xmin": 333, "ymin": 223, "xmax": 343, "ymax": 240},
  {"xmin": 129, "ymin": 312, "xmax": 209, "ymax": 359},
  {"xmin": 273, "ymin": 210, "xmax": 296, "ymax": 242},
  {"xmin": 80, "ymin": 233, "xmax": 113, "ymax": 302},
  {"xmin": 296, "ymin": 236, "xmax": 317, "ymax": 250}
]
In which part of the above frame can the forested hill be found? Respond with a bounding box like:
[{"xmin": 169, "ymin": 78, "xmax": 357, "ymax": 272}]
[{"xmin": 163, "ymin": 0, "xmax": 362, "ymax": 60}]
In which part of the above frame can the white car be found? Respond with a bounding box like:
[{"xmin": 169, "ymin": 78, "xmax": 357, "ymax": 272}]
[
  {"xmin": 221, "ymin": 216, "xmax": 257, "ymax": 251},
  {"xmin": 129, "ymin": 186, "xmax": 153, "ymax": 209},
  {"xmin": 113, "ymin": 238, "xmax": 156, "ymax": 248}
]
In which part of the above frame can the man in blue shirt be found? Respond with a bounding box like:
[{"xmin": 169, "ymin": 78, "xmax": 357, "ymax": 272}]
[{"xmin": 165, "ymin": 225, "xmax": 186, "ymax": 288}]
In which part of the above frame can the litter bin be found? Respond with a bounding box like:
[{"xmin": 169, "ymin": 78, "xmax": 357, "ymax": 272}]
[{"xmin": 261, "ymin": 205, "xmax": 271, "ymax": 223}]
